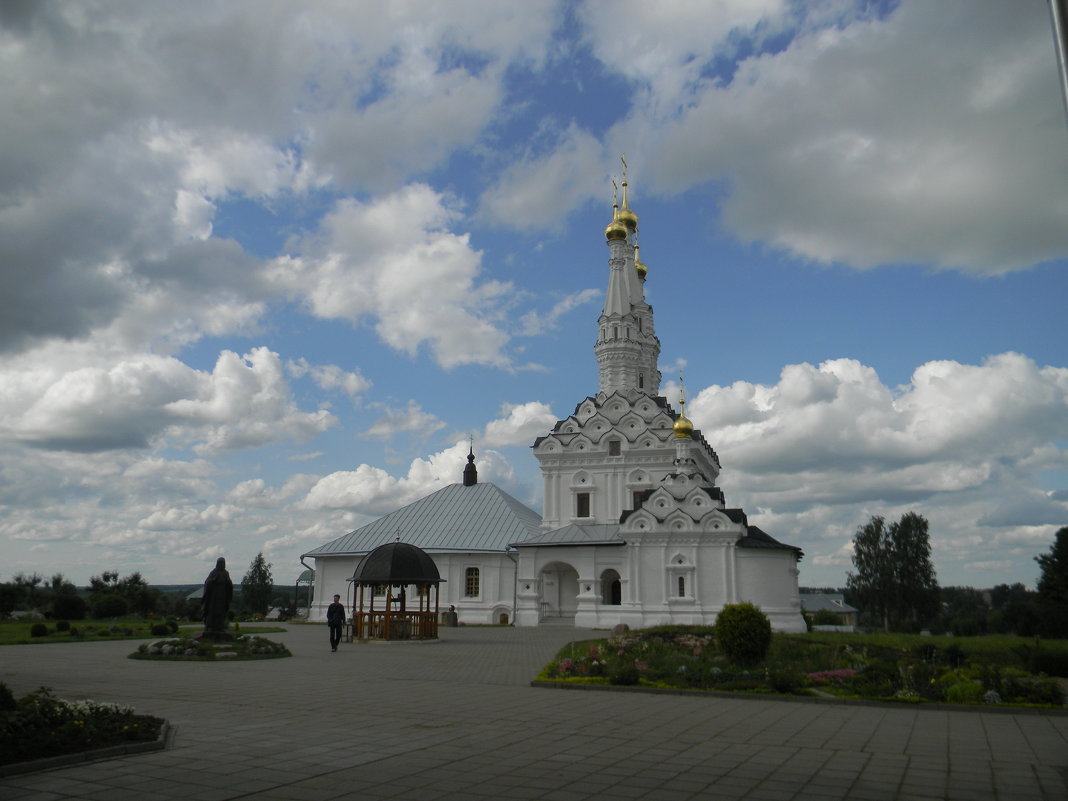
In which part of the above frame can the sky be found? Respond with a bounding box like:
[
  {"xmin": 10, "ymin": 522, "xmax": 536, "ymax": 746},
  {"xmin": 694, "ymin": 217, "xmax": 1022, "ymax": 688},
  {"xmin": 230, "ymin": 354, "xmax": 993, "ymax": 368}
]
[{"xmin": 1, "ymin": 0, "xmax": 1066, "ymax": 591}]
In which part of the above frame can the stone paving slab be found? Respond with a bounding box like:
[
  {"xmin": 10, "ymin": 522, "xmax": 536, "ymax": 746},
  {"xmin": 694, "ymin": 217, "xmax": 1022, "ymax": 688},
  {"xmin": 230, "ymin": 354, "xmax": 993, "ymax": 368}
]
[{"xmin": 1, "ymin": 624, "xmax": 1066, "ymax": 800}]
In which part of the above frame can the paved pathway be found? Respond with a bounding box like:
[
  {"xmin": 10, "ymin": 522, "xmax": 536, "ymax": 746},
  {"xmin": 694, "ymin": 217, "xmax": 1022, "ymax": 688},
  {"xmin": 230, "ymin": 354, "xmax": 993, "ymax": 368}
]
[{"xmin": 1, "ymin": 624, "xmax": 1066, "ymax": 800}]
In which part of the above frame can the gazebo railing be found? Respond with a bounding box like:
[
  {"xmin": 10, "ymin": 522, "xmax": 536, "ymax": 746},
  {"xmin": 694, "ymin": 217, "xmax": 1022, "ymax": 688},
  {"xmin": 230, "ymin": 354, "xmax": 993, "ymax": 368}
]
[{"xmin": 354, "ymin": 610, "xmax": 438, "ymax": 640}]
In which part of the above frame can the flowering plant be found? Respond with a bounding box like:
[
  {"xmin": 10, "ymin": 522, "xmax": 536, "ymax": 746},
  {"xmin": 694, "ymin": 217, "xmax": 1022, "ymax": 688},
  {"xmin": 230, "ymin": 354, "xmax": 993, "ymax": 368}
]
[{"xmin": 0, "ymin": 685, "xmax": 162, "ymax": 766}]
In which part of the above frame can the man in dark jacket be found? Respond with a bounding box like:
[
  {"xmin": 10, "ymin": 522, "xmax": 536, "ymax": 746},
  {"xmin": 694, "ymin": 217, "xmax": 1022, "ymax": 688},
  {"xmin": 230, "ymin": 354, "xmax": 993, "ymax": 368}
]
[{"xmin": 326, "ymin": 594, "xmax": 345, "ymax": 652}]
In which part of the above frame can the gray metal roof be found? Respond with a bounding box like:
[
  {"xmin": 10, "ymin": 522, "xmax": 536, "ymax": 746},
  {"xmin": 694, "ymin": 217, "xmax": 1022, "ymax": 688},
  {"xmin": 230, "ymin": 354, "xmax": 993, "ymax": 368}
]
[
  {"xmin": 800, "ymin": 593, "xmax": 858, "ymax": 614},
  {"xmin": 302, "ymin": 482, "xmax": 542, "ymax": 558},
  {"xmin": 511, "ymin": 523, "xmax": 624, "ymax": 548}
]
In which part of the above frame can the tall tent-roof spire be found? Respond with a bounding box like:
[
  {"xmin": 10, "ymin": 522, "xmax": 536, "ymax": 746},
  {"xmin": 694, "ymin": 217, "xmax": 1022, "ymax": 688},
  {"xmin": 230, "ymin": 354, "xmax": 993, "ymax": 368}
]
[{"xmin": 596, "ymin": 158, "xmax": 661, "ymax": 395}]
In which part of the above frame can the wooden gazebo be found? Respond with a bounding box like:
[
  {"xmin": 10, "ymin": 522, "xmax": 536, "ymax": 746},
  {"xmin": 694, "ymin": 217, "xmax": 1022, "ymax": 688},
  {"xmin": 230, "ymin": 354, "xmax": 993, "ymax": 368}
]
[{"xmin": 350, "ymin": 541, "xmax": 444, "ymax": 640}]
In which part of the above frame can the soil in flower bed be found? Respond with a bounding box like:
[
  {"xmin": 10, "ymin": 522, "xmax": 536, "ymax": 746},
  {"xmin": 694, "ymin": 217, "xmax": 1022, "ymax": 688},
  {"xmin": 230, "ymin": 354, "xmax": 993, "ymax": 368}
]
[
  {"xmin": 537, "ymin": 626, "xmax": 1068, "ymax": 708},
  {"xmin": 0, "ymin": 685, "xmax": 163, "ymax": 767},
  {"xmin": 129, "ymin": 634, "xmax": 291, "ymax": 660}
]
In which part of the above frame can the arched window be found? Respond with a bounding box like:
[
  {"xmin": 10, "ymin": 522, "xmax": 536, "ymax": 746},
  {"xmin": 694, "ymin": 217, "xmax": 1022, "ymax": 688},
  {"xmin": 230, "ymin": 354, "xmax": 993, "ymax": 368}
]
[{"xmin": 464, "ymin": 567, "xmax": 480, "ymax": 598}]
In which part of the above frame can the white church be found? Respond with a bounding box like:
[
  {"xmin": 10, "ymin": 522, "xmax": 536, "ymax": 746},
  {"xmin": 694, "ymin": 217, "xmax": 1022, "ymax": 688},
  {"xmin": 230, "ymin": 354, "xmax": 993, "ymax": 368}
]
[{"xmin": 302, "ymin": 177, "xmax": 807, "ymax": 633}]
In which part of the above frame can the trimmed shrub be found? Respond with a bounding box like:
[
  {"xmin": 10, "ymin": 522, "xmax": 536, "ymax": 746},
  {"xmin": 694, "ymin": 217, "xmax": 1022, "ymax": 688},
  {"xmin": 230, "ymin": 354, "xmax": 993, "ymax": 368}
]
[
  {"xmin": 29, "ymin": 622, "xmax": 49, "ymax": 638},
  {"xmin": 54, "ymin": 620, "xmax": 71, "ymax": 632},
  {"xmin": 150, "ymin": 623, "xmax": 170, "ymax": 636},
  {"xmin": 714, "ymin": 603, "xmax": 772, "ymax": 667}
]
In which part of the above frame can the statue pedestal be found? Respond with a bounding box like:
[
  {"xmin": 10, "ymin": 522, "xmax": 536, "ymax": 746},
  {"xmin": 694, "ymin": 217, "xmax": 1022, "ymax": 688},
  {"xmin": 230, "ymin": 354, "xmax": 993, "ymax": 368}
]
[{"xmin": 195, "ymin": 630, "xmax": 236, "ymax": 643}]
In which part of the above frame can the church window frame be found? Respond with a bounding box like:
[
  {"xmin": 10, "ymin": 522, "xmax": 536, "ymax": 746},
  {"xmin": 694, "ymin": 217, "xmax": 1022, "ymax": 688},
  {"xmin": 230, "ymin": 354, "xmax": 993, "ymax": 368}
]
[
  {"xmin": 464, "ymin": 567, "xmax": 480, "ymax": 598},
  {"xmin": 608, "ymin": 439, "xmax": 621, "ymax": 456},
  {"xmin": 667, "ymin": 553, "xmax": 695, "ymax": 604},
  {"xmin": 576, "ymin": 492, "xmax": 591, "ymax": 518}
]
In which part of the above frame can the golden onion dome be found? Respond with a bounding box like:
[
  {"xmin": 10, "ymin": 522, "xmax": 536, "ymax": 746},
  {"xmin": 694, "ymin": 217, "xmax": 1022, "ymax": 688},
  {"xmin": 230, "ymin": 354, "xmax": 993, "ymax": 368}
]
[
  {"xmin": 673, "ymin": 402, "xmax": 694, "ymax": 439},
  {"xmin": 605, "ymin": 216, "xmax": 628, "ymax": 241},
  {"xmin": 634, "ymin": 244, "xmax": 648, "ymax": 279}
]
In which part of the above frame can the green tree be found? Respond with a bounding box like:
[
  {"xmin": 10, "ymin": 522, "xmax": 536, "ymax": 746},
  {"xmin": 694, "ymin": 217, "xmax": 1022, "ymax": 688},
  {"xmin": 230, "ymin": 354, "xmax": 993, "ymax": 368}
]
[
  {"xmin": 117, "ymin": 572, "xmax": 158, "ymax": 616},
  {"xmin": 1036, "ymin": 527, "xmax": 1068, "ymax": 605},
  {"xmin": 890, "ymin": 512, "xmax": 941, "ymax": 627},
  {"xmin": 846, "ymin": 516, "xmax": 894, "ymax": 630},
  {"xmin": 241, "ymin": 553, "xmax": 273, "ymax": 615},
  {"xmin": 847, "ymin": 512, "xmax": 940, "ymax": 631},
  {"xmin": 88, "ymin": 571, "xmax": 158, "ymax": 616},
  {"xmin": 12, "ymin": 573, "xmax": 43, "ymax": 610},
  {"xmin": 1035, "ymin": 527, "xmax": 1068, "ymax": 637},
  {"xmin": 88, "ymin": 571, "xmax": 120, "ymax": 595}
]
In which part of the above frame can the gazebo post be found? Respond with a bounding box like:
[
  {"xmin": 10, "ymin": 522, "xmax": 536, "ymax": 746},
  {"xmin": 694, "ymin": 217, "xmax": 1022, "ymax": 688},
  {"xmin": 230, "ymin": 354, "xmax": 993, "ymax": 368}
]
[
  {"xmin": 385, "ymin": 584, "xmax": 393, "ymax": 639},
  {"xmin": 358, "ymin": 583, "xmax": 365, "ymax": 638}
]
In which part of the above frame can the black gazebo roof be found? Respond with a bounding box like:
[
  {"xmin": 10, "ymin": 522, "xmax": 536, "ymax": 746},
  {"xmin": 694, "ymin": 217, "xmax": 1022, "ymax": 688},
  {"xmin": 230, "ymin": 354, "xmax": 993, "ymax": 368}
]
[{"xmin": 352, "ymin": 541, "xmax": 443, "ymax": 584}]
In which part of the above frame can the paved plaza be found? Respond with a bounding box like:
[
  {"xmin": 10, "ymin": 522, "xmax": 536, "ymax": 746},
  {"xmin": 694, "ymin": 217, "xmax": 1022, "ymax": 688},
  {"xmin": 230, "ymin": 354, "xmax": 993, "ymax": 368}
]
[{"xmin": 1, "ymin": 624, "xmax": 1066, "ymax": 800}]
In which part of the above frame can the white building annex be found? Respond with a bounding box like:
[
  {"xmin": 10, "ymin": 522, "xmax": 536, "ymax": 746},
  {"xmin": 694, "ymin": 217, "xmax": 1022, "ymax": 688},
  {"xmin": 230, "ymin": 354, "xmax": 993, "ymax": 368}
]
[{"xmin": 302, "ymin": 176, "xmax": 807, "ymax": 633}]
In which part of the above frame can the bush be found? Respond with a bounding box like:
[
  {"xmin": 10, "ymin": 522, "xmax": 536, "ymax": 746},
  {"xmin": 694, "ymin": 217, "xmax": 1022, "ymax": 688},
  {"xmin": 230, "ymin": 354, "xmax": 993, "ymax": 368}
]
[
  {"xmin": 90, "ymin": 593, "xmax": 128, "ymax": 619},
  {"xmin": 54, "ymin": 620, "xmax": 71, "ymax": 632},
  {"xmin": 811, "ymin": 609, "xmax": 840, "ymax": 626},
  {"xmin": 1027, "ymin": 650, "xmax": 1068, "ymax": 678},
  {"xmin": 946, "ymin": 681, "xmax": 984, "ymax": 704},
  {"xmin": 150, "ymin": 623, "xmax": 170, "ymax": 636},
  {"xmin": 29, "ymin": 622, "xmax": 48, "ymax": 638},
  {"xmin": 0, "ymin": 683, "xmax": 15, "ymax": 712},
  {"xmin": 714, "ymin": 603, "xmax": 772, "ymax": 667},
  {"xmin": 767, "ymin": 669, "xmax": 804, "ymax": 694},
  {"xmin": 165, "ymin": 618, "xmax": 179, "ymax": 634},
  {"xmin": 608, "ymin": 664, "xmax": 640, "ymax": 685}
]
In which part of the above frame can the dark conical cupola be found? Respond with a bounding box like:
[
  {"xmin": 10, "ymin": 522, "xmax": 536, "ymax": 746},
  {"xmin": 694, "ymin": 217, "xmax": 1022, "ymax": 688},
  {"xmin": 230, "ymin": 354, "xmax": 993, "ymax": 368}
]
[{"xmin": 462, "ymin": 444, "xmax": 478, "ymax": 487}]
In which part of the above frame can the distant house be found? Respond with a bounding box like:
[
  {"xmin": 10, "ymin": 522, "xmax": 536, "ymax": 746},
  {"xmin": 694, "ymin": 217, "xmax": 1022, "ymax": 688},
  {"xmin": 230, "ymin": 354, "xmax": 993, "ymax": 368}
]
[{"xmin": 801, "ymin": 593, "xmax": 858, "ymax": 630}]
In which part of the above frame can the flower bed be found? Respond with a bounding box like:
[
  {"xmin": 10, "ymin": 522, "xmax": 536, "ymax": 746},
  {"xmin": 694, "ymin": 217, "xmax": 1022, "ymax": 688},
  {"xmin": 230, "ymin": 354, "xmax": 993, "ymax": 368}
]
[
  {"xmin": 130, "ymin": 634, "xmax": 290, "ymax": 660},
  {"xmin": 536, "ymin": 627, "xmax": 1068, "ymax": 708},
  {"xmin": 0, "ymin": 685, "xmax": 163, "ymax": 767}
]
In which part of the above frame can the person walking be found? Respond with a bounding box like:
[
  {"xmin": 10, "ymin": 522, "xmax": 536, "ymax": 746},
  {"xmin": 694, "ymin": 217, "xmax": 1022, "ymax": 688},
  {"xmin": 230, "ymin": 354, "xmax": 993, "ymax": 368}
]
[{"xmin": 327, "ymin": 594, "xmax": 345, "ymax": 652}]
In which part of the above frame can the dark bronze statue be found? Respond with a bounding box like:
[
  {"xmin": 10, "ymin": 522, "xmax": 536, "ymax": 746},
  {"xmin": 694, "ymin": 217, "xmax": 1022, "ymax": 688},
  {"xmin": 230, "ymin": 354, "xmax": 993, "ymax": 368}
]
[{"xmin": 202, "ymin": 557, "xmax": 233, "ymax": 634}]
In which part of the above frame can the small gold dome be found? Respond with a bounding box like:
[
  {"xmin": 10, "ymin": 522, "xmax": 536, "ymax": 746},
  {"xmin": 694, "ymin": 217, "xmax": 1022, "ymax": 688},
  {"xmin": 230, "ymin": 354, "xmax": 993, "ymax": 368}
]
[
  {"xmin": 605, "ymin": 218, "xmax": 628, "ymax": 241},
  {"xmin": 634, "ymin": 244, "xmax": 648, "ymax": 279},
  {"xmin": 673, "ymin": 404, "xmax": 693, "ymax": 439}
]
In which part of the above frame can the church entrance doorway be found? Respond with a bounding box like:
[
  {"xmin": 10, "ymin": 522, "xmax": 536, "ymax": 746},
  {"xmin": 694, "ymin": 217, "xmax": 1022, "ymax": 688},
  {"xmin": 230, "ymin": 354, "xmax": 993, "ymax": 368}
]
[
  {"xmin": 538, "ymin": 562, "xmax": 579, "ymax": 621},
  {"xmin": 600, "ymin": 569, "xmax": 622, "ymax": 605}
]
